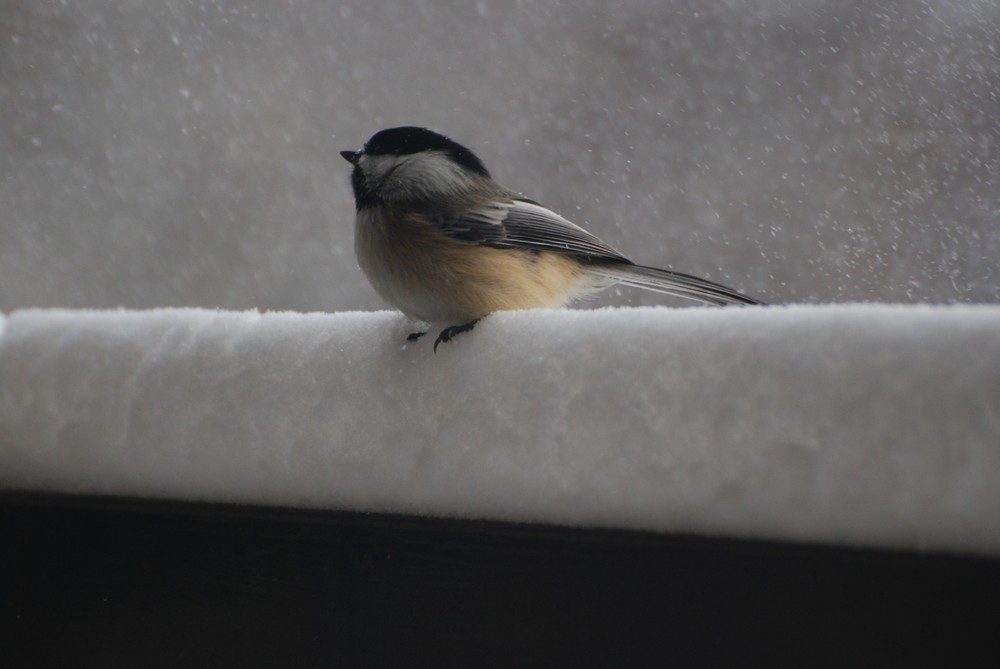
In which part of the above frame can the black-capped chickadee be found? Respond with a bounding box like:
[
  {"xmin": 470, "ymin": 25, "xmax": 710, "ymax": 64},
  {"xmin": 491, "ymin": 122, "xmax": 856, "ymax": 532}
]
[{"xmin": 341, "ymin": 126, "xmax": 763, "ymax": 351}]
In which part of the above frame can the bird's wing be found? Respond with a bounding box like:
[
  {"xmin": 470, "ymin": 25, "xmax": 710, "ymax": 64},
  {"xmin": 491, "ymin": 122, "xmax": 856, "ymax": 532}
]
[
  {"xmin": 443, "ymin": 198, "xmax": 631, "ymax": 262},
  {"xmin": 442, "ymin": 198, "xmax": 764, "ymax": 306}
]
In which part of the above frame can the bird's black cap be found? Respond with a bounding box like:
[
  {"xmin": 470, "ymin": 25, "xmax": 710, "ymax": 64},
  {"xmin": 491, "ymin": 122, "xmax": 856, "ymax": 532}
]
[{"xmin": 360, "ymin": 126, "xmax": 490, "ymax": 178}]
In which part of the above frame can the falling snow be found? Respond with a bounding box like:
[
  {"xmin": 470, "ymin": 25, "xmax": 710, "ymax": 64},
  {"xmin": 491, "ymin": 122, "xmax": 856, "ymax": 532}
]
[{"xmin": 1, "ymin": 0, "xmax": 998, "ymax": 312}]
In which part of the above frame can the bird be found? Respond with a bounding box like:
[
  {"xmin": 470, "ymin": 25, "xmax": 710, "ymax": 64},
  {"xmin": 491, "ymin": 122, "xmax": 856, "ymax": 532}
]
[{"xmin": 341, "ymin": 126, "xmax": 763, "ymax": 351}]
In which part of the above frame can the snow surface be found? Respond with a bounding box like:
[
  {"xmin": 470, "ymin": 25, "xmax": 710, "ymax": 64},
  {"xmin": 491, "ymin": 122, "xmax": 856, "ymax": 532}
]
[{"xmin": 2, "ymin": 305, "xmax": 998, "ymax": 555}]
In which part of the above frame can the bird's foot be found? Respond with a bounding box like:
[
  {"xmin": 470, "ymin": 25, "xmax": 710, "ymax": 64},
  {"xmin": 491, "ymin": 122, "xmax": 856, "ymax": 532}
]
[
  {"xmin": 433, "ymin": 319, "xmax": 480, "ymax": 352},
  {"xmin": 406, "ymin": 331, "xmax": 427, "ymax": 342}
]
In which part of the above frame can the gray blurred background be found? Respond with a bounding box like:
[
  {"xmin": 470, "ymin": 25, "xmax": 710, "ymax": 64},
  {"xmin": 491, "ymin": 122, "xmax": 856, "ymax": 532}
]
[{"xmin": 2, "ymin": 0, "xmax": 998, "ymax": 313}]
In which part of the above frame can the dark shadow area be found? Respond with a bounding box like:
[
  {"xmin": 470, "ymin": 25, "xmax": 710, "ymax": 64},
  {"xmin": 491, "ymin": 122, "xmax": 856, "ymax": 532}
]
[{"xmin": 3, "ymin": 491, "xmax": 998, "ymax": 667}]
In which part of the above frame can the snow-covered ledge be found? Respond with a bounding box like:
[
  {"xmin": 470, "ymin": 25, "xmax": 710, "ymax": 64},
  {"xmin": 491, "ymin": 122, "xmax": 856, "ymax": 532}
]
[{"xmin": 1, "ymin": 305, "xmax": 998, "ymax": 555}]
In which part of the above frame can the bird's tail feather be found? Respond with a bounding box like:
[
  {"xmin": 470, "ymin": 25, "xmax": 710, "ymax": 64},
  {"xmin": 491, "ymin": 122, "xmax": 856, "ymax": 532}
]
[{"xmin": 589, "ymin": 263, "xmax": 764, "ymax": 306}]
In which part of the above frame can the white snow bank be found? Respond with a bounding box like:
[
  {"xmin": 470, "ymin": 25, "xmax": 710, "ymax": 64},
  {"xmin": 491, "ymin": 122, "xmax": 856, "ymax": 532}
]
[{"xmin": 1, "ymin": 305, "xmax": 998, "ymax": 554}]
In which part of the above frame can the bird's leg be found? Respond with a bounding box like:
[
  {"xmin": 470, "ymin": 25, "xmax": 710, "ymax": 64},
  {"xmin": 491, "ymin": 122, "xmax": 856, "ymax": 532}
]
[{"xmin": 433, "ymin": 319, "xmax": 480, "ymax": 352}]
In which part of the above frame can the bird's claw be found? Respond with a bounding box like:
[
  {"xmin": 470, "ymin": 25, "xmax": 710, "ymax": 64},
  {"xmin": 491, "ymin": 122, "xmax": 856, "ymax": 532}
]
[{"xmin": 432, "ymin": 319, "xmax": 480, "ymax": 352}]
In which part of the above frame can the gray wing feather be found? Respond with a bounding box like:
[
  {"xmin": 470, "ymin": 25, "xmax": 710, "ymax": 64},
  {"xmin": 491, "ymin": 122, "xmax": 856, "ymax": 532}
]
[{"xmin": 445, "ymin": 198, "xmax": 630, "ymax": 262}]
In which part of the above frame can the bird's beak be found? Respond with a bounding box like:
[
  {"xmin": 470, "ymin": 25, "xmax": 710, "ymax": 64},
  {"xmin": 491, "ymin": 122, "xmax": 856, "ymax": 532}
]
[{"xmin": 340, "ymin": 150, "xmax": 361, "ymax": 165}]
